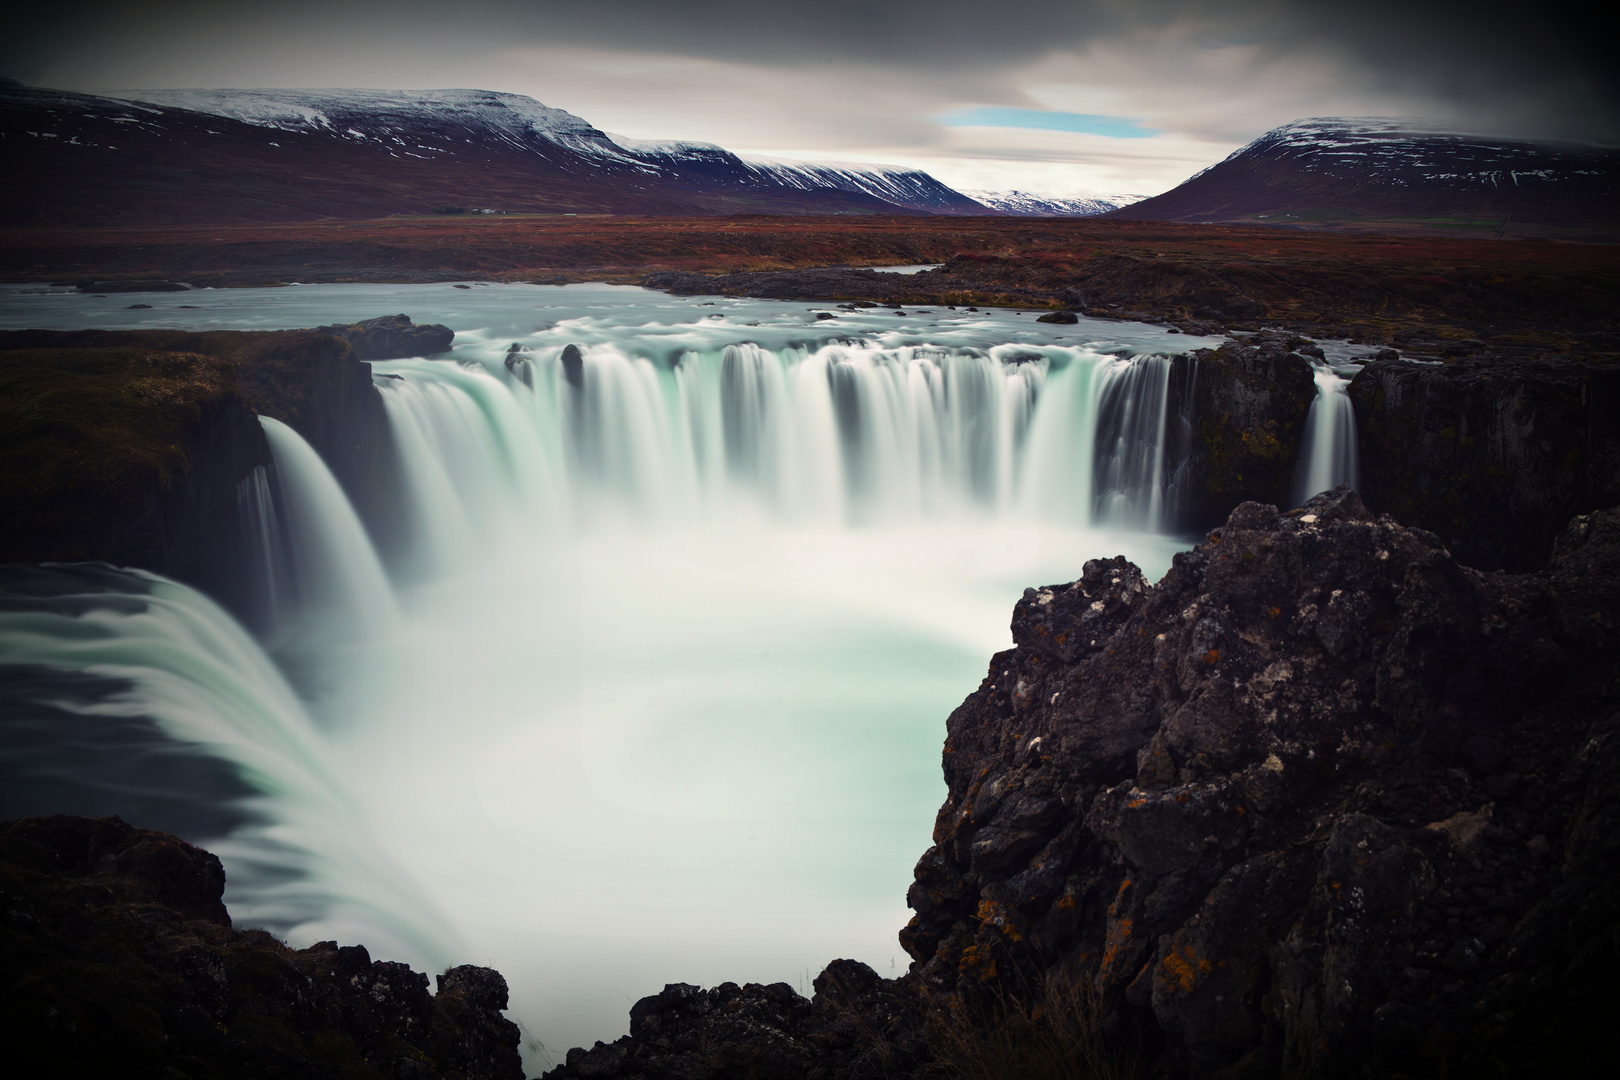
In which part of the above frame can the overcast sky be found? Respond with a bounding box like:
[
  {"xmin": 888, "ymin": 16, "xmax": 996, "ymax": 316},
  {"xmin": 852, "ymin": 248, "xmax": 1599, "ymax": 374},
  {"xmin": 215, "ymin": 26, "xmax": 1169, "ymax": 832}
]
[{"xmin": 6, "ymin": 1, "xmax": 1615, "ymax": 196}]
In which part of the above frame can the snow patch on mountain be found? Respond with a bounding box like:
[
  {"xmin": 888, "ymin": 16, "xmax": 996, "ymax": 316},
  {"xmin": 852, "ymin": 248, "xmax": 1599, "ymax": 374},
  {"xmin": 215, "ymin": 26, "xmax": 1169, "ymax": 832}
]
[
  {"xmin": 962, "ymin": 190, "xmax": 1148, "ymax": 216},
  {"xmin": 1218, "ymin": 116, "xmax": 1618, "ymax": 187},
  {"xmin": 738, "ymin": 155, "xmax": 985, "ymax": 213},
  {"xmin": 608, "ymin": 134, "xmax": 729, "ymax": 157}
]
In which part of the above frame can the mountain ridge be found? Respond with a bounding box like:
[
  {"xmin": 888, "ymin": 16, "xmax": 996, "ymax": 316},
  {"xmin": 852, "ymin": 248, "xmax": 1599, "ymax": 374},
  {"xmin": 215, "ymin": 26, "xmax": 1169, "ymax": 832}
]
[
  {"xmin": 1109, "ymin": 116, "xmax": 1620, "ymax": 237},
  {"xmin": 0, "ymin": 82, "xmax": 983, "ymax": 223}
]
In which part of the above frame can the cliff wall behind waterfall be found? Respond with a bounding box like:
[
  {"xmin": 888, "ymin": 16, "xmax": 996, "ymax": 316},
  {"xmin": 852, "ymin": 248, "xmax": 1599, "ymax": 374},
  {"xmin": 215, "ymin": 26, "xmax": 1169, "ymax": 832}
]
[
  {"xmin": 0, "ymin": 318, "xmax": 448, "ymax": 585},
  {"xmin": 1350, "ymin": 355, "xmax": 1620, "ymax": 571}
]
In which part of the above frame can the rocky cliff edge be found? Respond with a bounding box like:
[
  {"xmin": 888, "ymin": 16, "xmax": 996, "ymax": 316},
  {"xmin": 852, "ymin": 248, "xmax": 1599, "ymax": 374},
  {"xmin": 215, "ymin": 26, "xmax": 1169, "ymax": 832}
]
[{"xmin": 0, "ymin": 814, "xmax": 524, "ymax": 1080}]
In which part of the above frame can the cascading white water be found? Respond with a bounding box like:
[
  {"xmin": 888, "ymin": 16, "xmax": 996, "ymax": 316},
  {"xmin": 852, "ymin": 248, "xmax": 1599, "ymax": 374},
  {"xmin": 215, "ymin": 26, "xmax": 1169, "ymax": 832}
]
[
  {"xmin": 385, "ymin": 342, "xmax": 1079, "ymax": 530},
  {"xmin": 1092, "ymin": 353, "xmax": 1174, "ymax": 530},
  {"xmin": 0, "ymin": 566, "xmax": 451, "ymax": 962},
  {"xmin": 0, "ymin": 282, "xmax": 1243, "ymax": 1071},
  {"xmin": 1292, "ymin": 364, "xmax": 1362, "ymax": 506},
  {"xmin": 236, "ymin": 464, "xmax": 289, "ymax": 629},
  {"xmin": 259, "ymin": 417, "xmax": 398, "ymax": 634}
]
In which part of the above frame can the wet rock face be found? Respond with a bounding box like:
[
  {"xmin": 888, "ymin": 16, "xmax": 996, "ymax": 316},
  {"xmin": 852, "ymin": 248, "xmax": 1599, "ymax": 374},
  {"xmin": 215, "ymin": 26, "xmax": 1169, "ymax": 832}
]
[
  {"xmin": 0, "ymin": 815, "xmax": 524, "ymax": 1080},
  {"xmin": 1349, "ymin": 355, "xmax": 1620, "ymax": 571},
  {"xmin": 904, "ymin": 487, "xmax": 1620, "ymax": 1076},
  {"xmin": 1163, "ymin": 333, "xmax": 1318, "ymax": 531},
  {"xmin": 313, "ymin": 313, "xmax": 455, "ymax": 360}
]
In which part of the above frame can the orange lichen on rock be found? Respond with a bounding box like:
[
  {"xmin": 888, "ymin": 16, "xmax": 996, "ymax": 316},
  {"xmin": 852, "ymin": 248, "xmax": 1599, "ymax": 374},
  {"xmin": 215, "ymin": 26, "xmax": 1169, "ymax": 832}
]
[
  {"xmin": 975, "ymin": 899, "xmax": 1024, "ymax": 942},
  {"xmin": 1158, "ymin": 945, "xmax": 1215, "ymax": 994}
]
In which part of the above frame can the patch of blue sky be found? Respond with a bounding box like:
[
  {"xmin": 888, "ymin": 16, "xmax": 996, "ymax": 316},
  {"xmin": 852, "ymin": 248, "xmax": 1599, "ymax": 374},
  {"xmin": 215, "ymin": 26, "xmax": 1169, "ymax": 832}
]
[{"xmin": 937, "ymin": 107, "xmax": 1162, "ymax": 139}]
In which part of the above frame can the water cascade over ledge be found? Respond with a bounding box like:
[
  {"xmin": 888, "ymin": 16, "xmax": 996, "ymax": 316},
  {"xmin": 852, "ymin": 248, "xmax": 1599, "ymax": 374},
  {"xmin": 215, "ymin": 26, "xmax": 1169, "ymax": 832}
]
[
  {"xmin": 1292, "ymin": 363, "xmax": 1361, "ymax": 508},
  {"xmin": 0, "ymin": 283, "xmax": 1364, "ymax": 1069}
]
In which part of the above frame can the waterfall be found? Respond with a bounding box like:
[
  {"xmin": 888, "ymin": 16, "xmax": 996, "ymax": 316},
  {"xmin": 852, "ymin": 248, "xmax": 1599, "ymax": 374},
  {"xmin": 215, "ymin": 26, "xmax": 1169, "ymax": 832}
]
[
  {"xmin": 1292, "ymin": 365, "xmax": 1361, "ymax": 506},
  {"xmin": 372, "ymin": 341, "xmax": 1187, "ymax": 530},
  {"xmin": 0, "ymin": 288, "xmax": 1209, "ymax": 1067},
  {"xmin": 1093, "ymin": 353, "xmax": 1173, "ymax": 530},
  {"xmin": 0, "ymin": 564, "xmax": 452, "ymax": 965},
  {"xmin": 259, "ymin": 416, "xmax": 397, "ymax": 633},
  {"xmin": 236, "ymin": 464, "xmax": 289, "ymax": 630}
]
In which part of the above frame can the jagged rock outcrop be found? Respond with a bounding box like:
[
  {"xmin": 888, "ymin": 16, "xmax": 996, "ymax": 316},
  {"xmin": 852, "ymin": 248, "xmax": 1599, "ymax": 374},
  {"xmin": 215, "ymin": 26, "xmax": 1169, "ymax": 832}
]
[
  {"xmin": 543, "ymin": 960, "xmax": 926, "ymax": 1080},
  {"xmin": 551, "ymin": 490, "xmax": 1620, "ymax": 1078},
  {"xmin": 0, "ymin": 815, "xmax": 523, "ymax": 1080},
  {"xmin": 1164, "ymin": 332, "xmax": 1319, "ymax": 530},
  {"xmin": 903, "ymin": 487, "xmax": 1619, "ymax": 1076},
  {"xmin": 1349, "ymin": 355, "xmax": 1620, "ymax": 570},
  {"xmin": 313, "ymin": 313, "xmax": 455, "ymax": 360}
]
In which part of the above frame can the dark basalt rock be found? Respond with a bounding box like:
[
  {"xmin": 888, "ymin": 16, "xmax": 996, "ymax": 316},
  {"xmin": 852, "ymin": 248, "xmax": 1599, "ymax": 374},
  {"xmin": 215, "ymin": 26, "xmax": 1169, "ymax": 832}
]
[
  {"xmin": 1036, "ymin": 310, "xmax": 1079, "ymax": 324},
  {"xmin": 1163, "ymin": 331, "xmax": 1318, "ymax": 530},
  {"xmin": 1349, "ymin": 355, "xmax": 1620, "ymax": 571},
  {"xmin": 902, "ymin": 487, "xmax": 1620, "ymax": 1077},
  {"xmin": 505, "ymin": 343, "xmax": 535, "ymax": 388},
  {"xmin": 0, "ymin": 815, "xmax": 523, "ymax": 1080},
  {"xmin": 560, "ymin": 343, "xmax": 585, "ymax": 390},
  {"xmin": 543, "ymin": 960, "xmax": 927, "ymax": 1080},
  {"xmin": 314, "ymin": 313, "xmax": 455, "ymax": 360}
]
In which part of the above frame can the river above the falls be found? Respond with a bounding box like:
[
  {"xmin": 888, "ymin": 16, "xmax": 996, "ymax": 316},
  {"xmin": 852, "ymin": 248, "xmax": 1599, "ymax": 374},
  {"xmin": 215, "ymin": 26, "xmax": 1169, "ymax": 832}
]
[{"xmin": 0, "ymin": 281, "xmax": 1360, "ymax": 1069}]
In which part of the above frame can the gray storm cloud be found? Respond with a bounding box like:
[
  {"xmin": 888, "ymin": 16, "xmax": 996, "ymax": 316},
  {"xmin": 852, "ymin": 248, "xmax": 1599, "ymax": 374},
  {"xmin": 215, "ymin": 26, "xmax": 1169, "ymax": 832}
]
[
  {"xmin": 5, "ymin": 0, "xmax": 1614, "ymax": 140},
  {"xmin": 4, "ymin": 0, "xmax": 1614, "ymax": 198}
]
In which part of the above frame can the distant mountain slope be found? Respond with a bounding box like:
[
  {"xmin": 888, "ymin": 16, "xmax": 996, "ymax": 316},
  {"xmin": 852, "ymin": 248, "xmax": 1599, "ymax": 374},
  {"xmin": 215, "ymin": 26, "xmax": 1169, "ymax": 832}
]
[
  {"xmin": 961, "ymin": 189, "xmax": 1147, "ymax": 216},
  {"xmin": 738, "ymin": 156, "xmax": 994, "ymax": 214},
  {"xmin": 594, "ymin": 137, "xmax": 993, "ymax": 214},
  {"xmin": 0, "ymin": 83, "xmax": 986, "ymax": 225},
  {"xmin": 1109, "ymin": 117, "xmax": 1620, "ymax": 236}
]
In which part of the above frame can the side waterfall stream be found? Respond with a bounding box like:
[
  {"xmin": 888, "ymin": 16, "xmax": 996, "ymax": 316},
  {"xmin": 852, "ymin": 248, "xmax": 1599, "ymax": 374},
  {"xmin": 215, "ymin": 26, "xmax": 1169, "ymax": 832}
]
[{"xmin": 0, "ymin": 283, "xmax": 1364, "ymax": 1068}]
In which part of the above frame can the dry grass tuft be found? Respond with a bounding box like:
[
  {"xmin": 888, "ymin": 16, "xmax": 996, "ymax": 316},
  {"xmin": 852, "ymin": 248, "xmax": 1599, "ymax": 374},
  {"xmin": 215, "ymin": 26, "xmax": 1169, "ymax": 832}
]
[{"xmin": 925, "ymin": 977, "xmax": 1136, "ymax": 1080}]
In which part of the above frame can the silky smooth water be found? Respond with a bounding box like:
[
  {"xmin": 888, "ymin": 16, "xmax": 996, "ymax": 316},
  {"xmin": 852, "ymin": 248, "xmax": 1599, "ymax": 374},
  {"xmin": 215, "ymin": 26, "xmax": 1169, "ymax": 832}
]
[
  {"xmin": 1291, "ymin": 364, "xmax": 1361, "ymax": 507},
  {"xmin": 0, "ymin": 282, "xmax": 1326, "ymax": 1068}
]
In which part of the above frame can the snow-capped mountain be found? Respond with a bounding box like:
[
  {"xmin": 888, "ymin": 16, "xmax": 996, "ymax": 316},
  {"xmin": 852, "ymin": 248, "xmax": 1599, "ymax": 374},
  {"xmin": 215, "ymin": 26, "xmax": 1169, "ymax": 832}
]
[
  {"xmin": 2, "ymin": 81, "xmax": 995, "ymax": 224},
  {"xmin": 961, "ymin": 189, "xmax": 1148, "ymax": 216},
  {"xmin": 101, "ymin": 87, "xmax": 658, "ymax": 168},
  {"xmin": 1111, "ymin": 117, "xmax": 1619, "ymax": 233}
]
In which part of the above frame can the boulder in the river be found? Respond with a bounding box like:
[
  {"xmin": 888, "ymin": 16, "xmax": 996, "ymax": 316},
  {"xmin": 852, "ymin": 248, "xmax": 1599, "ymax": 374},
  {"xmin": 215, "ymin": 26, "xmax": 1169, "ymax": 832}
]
[
  {"xmin": 504, "ymin": 343, "xmax": 534, "ymax": 387},
  {"xmin": 0, "ymin": 814, "xmax": 525, "ymax": 1080},
  {"xmin": 560, "ymin": 343, "xmax": 584, "ymax": 390},
  {"xmin": 1036, "ymin": 310, "xmax": 1079, "ymax": 324},
  {"xmin": 314, "ymin": 313, "xmax": 454, "ymax": 360}
]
